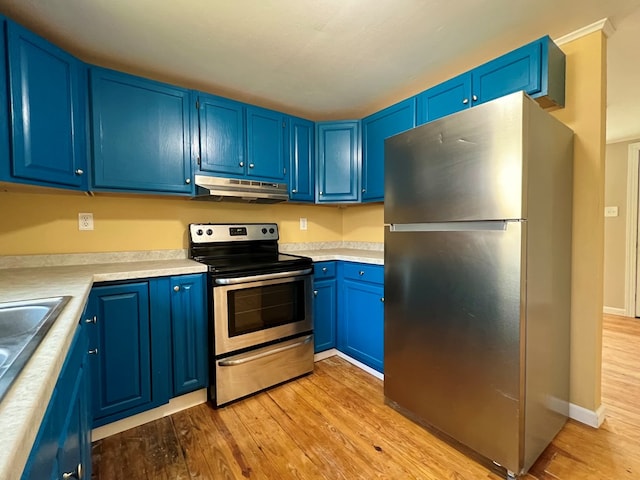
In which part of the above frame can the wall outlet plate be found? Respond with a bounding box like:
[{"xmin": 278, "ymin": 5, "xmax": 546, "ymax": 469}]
[
  {"xmin": 604, "ymin": 206, "xmax": 619, "ymax": 217},
  {"xmin": 299, "ymin": 217, "xmax": 307, "ymax": 231},
  {"xmin": 79, "ymin": 213, "xmax": 94, "ymax": 231}
]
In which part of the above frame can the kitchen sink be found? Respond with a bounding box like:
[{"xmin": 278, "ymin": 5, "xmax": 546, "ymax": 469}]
[{"xmin": 0, "ymin": 296, "xmax": 71, "ymax": 402}]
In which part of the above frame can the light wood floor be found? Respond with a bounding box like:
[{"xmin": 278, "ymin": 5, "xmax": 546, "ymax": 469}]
[{"xmin": 91, "ymin": 314, "xmax": 640, "ymax": 479}]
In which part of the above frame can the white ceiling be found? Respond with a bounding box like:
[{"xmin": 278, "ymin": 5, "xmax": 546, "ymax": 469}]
[{"xmin": 1, "ymin": 0, "xmax": 640, "ymax": 140}]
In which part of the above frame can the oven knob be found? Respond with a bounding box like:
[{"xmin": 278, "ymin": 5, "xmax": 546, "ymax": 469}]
[
  {"xmin": 262, "ymin": 228, "xmax": 267, "ymax": 234},
  {"xmin": 269, "ymin": 228, "xmax": 275, "ymax": 234},
  {"xmin": 206, "ymin": 229, "xmax": 213, "ymax": 235},
  {"xmin": 196, "ymin": 229, "xmax": 203, "ymax": 236}
]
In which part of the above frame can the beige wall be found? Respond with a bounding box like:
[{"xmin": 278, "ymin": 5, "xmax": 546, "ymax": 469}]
[
  {"xmin": 550, "ymin": 31, "xmax": 607, "ymax": 412},
  {"xmin": 604, "ymin": 139, "xmax": 639, "ymax": 310},
  {"xmin": 342, "ymin": 204, "xmax": 384, "ymax": 243},
  {"xmin": 0, "ymin": 190, "xmax": 343, "ymax": 255}
]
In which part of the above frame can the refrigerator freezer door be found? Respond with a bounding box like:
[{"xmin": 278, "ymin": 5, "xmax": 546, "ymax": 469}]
[
  {"xmin": 384, "ymin": 221, "xmax": 525, "ymax": 472},
  {"xmin": 384, "ymin": 91, "xmax": 527, "ymax": 224}
]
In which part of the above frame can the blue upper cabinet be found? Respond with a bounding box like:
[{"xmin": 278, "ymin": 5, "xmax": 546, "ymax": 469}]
[
  {"xmin": 474, "ymin": 35, "xmax": 565, "ymax": 109},
  {"xmin": 288, "ymin": 116, "xmax": 315, "ymax": 202},
  {"xmin": 417, "ymin": 36, "xmax": 564, "ymax": 125},
  {"xmin": 246, "ymin": 105, "xmax": 287, "ymax": 181},
  {"xmin": 316, "ymin": 121, "xmax": 360, "ymax": 203},
  {"xmin": 416, "ymin": 73, "xmax": 471, "ymax": 125},
  {"xmin": 361, "ymin": 98, "xmax": 416, "ymax": 202},
  {"xmin": 90, "ymin": 68, "xmax": 193, "ymax": 194},
  {"xmin": 3, "ymin": 20, "xmax": 87, "ymax": 190},
  {"xmin": 196, "ymin": 93, "xmax": 245, "ymax": 176}
]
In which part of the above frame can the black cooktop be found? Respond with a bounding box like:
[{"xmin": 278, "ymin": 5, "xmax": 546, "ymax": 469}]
[{"xmin": 188, "ymin": 223, "xmax": 312, "ymax": 278}]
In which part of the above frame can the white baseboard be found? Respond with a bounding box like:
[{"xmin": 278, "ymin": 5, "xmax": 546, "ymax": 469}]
[
  {"xmin": 314, "ymin": 348, "xmax": 339, "ymax": 362},
  {"xmin": 603, "ymin": 306, "xmax": 627, "ymax": 316},
  {"xmin": 92, "ymin": 389, "xmax": 208, "ymax": 441},
  {"xmin": 569, "ymin": 402, "xmax": 606, "ymax": 428}
]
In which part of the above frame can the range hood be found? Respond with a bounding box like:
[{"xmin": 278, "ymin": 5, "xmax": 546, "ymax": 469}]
[{"xmin": 192, "ymin": 175, "xmax": 289, "ymax": 204}]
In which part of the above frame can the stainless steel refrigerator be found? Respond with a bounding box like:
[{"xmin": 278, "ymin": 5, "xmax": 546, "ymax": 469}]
[{"xmin": 384, "ymin": 91, "xmax": 573, "ymax": 478}]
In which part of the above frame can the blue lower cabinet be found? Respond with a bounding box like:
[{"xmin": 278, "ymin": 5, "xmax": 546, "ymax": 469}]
[
  {"xmin": 337, "ymin": 263, "xmax": 384, "ymax": 373},
  {"xmin": 170, "ymin": 274, "xmax": 208, "ymax": 396},
  {"xmin": 21, "ymin": 324, "xmax": 91, "ymax": 480},
  {"xmin": 86, "ymin": 281, "xmax": 170, "ymax": 427}
]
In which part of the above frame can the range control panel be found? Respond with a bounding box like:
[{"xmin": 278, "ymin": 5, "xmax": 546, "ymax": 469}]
[{"xmin": 189, "ymin": 223, "xmax": 279, "ymax": 243}]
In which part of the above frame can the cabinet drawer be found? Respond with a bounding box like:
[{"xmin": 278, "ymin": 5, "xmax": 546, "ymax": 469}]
[
  {"xmin": 342, "ymin": 262, "xmax": 383, "ymax": 284},
  {"xmin": 314, "ymin": 261, "xmax": 336, "ymax": 279}
]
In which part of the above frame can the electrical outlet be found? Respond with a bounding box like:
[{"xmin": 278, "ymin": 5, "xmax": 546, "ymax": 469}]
[
  {"xmin": 604, "ymin": 206, "xmax": 619, "ymax": 217},
  {"xmin": 78, "ymin": 213, "xmax": 94, "ymax": 231},
  {"xmin": 299, "ymin": 217, "xmax": 308, "ymax": 231}
]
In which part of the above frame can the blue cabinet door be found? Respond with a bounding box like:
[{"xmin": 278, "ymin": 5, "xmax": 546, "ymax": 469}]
[
  {"xmin": 90, "ymin": 68, "xmax": 192, "ymax": 194},
  {"xmin": 362, "ymin": 98, "xmax": 416, "ymax": 202},
  {"xmin": 288, "ymin": 116, "xmax": 315, "ymax": 202},
  {"xmin": 0, "ymin": 18, "xmax": 8, "ymax": 178},
  {"xmin": 246, "ymin": 106, "xmax": 286, "ymax": 181},
  {"xmin": 197, "ymin": 93, "xmax": 245, "ymax": 176},
  {"xmin": 21, "ymin": 325, "xmax": 91, "ymax": 480},
  {"xmin": 170, "ymin": 274, "xmax": 208, "ymax": 396},
  {"xmin": 316, "ymin": 121, "xmax": 360, "ymax": 203},
  {"xmin": 88, "ymin": 282, "xmax": 153, "ymax": 424},
  {"xmin": 313, "ymin": 262, "xmax": 337, "ymax": 352},
  {"xmin": 338, "ymin": 278, "xmax": 384, "ymax": 372},
  {"xmin": 416, "ymin": 73, "xmax": 471, "ymax": 125},
  {"xmin": 472, "ymin": 40, "xmax": 542, "ymax": 106},
  {"xmin": 5, "ymin": 21, "xmax": 87, "ymax": 190}
]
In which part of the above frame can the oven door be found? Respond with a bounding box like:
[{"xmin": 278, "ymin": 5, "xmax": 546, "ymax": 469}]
[{"xmin": 213, "ymin": 268, "xmax": 313, "ymax": 355}]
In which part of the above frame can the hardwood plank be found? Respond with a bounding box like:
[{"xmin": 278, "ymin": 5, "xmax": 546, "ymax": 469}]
[{"xmin": 91, "ymin": 314, "xmax": 640, "ymax": 480}]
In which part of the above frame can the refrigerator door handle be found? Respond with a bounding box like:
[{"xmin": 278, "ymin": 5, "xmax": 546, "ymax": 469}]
[{"xmin": 388, "ymin": 220, "xmax": 522, "ymax": 232}]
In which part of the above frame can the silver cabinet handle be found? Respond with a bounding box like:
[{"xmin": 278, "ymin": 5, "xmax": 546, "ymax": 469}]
[
  {"xmin": 88, "ymin": 349, "xmax": 98, "ymax": 355},
  {"xmin": 462, "ymin": 98, "xmax": 469, "ymax": 104},
  {"xmin": 359, "ymin": 271, "xmax": 365, "ymax": 276},
  {"xmin": 380, "ymin": 297, "xmax": 385, "ymax": 303},
  {"xmin": 249, "ymin": 163, "xmax": 255, "ymax": 168},
  {"xmin": 185, "ymin": 178, "xmax": 191, "ymax": 184},
  {"xmin": 75, "ymin": 169, "xmax": 83, "ymax": 175},
  {"xmin": 173, "ymin": 285, "xmax": 180, "ymax": 292},
  {"xmin": 239, "ymin": 161, "xmax": 244, "ymax": 167},
  {"xmin": 472, "ymin": 95, "xmax": 478, "ymax": 101},
  {"xmin": 313, "ymin": 290, "xmax": 318, "ymax": 296},
  {"xmin": 362, "ymin": 188, "xmax": 366, "ymax": 193},
  {"xmin": 219, "ymin": 335, "xmax": 313, "ymax": 366},
  {"xmin": 292, "ymin": 189, "xmax": 297, "ymax": 193},
  {"xmin": 320, "ymin": 191, "xmax": 323, "ymax": 195},
  {"xmin": 84, "ymin": 316, "xmax": 97, "ymax": 324},
  {"xmin": 322, "ymin": 267, "xmax": 327, "ymax": 272},
  {"xmin": 63, "ymin": 463, "xmax": 82, "ymax": 479}
]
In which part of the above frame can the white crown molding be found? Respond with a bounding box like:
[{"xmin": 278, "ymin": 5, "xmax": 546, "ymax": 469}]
[{"xmin": 554, "ymin": 18, "xmax": 616, "ymax": 46}]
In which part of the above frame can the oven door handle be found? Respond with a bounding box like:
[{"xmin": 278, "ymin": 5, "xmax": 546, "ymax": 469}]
[
  {"xmin": 218, "ymin": 335, "xmax": 313, "ymax": 367},
  {"xmin": 214, "ymin": 268, "xmax": 313, "ymax": 285}
]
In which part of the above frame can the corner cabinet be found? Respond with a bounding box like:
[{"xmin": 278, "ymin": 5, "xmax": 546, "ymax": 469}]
[
  {"xmin": 361, "ymin": 99, "xmax": 416, "ymax": 202},
  {"xmin": 169, "ymin": 274, "xmax": 208, "ymax": 396},
  {"xmin": 288, "ymin": 116, "xmax": 315, "ymax": 202},
  {"xmin": 337, "ymin": 262, "xmax": 384, "ymax": 373},
  {"xmin": 316, "ymin": 121, "xmax": 360, "ymax": 203},
  {"xmin": 313, "ymin": 262, "xmax": 337, "ymax": 352},
  {"xmin": 417, "ymin": 36, "xmax": 565, "ymax": 125},
  {"xmin": 21, "ymin": 324, "xmax": 91, "ymax": 480},
  {"xmin": 89, "ymin": 67, "xmax": 193, "ymax": 195},
  {"xmin": 2, "ymin": 20, "xmax": 87, "ymax": 191}
]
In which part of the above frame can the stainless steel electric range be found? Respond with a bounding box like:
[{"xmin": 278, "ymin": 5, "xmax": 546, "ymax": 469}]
[{"xmin": 188, "ymin": 223, "xmax": 314, "ymax": 406}]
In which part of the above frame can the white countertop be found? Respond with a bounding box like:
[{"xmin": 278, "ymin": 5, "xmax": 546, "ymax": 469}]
[
  {"xmin": 292, "ymin": 248, "xmax": 384, "ymax": 265},
  {"xmin": 0, "ymin": 259, "xmax": 207, "ymax": 480}
]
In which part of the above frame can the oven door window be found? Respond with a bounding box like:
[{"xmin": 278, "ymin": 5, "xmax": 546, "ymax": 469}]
[{"xmin": 227, "ymin": 279, "xmax": 306, "ymax": 337}]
